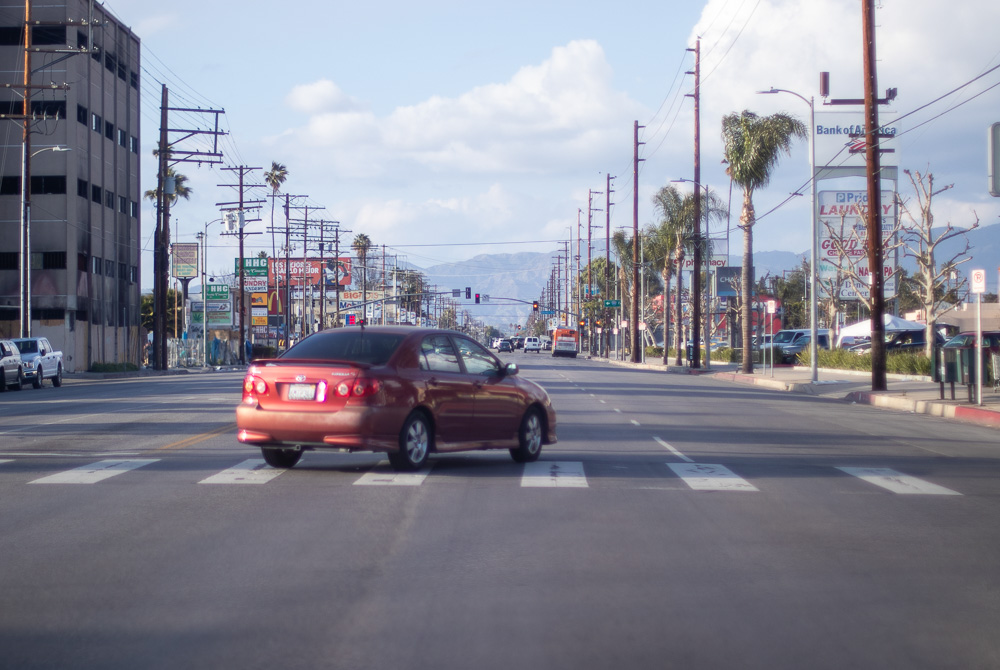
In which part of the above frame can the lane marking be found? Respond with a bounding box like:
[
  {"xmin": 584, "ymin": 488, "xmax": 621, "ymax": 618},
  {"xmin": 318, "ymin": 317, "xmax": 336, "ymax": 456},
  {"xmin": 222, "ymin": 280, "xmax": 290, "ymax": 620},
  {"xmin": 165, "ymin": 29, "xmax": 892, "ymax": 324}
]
[
  {"xmin": 199, "ymin": 459, "xmax": 286, "ymax": 484},
  {"xmin": 154, "ymin": 423, "xmax": 236, "ymax": 451},
  {"xmin": 630, "ymin": 420, "xmax": 640, "ymax": 426},
  {"xmin": 0, "ymin": 459, "xmax": 11, "ymax": 466},
  {"xmin": 521, "ymin": 461, "xmax": 588, "ymax": 488},
  {"xmin": 0, "ymin": 401, "xmax": 165, "ymax": 436},
  {"xmin": 614, "ymin": 408, "xmax": 621, "ymax": 413},
  {"xmin": 668, "ymin": 463, "xmax": 759, "ymax": 492},
  {"xmin": 29, "ymin": 459, "xmax": 159, "ymax": 484},
  {"xmin": 599, "ymin": 399, "xmax": 606, "ymax": 404},
  {"xmin": 653, "ymin": 437, "xmax": 694, "ymax": 463},
  {"xmin": 836, "ymin": 467, "xmax": 961, "ymax": 495},
  {"xmin": 354, "ymin": 461, "xmax": 433, "ymax": 486},
  {"xmin": 0, "ymin": 452, "xmax": 141, "ymax": 458}
]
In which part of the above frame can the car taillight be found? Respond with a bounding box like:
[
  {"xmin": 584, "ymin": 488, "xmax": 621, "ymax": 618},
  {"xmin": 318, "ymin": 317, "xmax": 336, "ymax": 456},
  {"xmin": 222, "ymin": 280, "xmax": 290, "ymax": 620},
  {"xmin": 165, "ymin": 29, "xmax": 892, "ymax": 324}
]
[
  {"xmin": 332, "ymin": 378, "xmax": 381, "ymax": 398},
  {"xmin": 242, "ymin": 373, "xmax": 267, "ymax": 404}
]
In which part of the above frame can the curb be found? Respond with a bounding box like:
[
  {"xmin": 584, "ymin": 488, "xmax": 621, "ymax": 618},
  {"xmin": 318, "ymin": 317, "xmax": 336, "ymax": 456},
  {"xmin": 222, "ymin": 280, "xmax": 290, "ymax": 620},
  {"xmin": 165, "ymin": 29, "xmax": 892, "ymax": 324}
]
[{"xmin": 844, "ymin": 390, "xmax": 1000, "ymax": 428}]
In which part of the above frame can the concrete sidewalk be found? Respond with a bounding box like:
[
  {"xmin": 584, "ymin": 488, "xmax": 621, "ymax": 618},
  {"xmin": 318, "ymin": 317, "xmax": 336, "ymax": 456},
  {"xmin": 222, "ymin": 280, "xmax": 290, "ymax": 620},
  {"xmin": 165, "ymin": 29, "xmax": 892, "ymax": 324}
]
[{"xmin": 595, "ymin": 355, "xmax": 1000, "ymax": 430}]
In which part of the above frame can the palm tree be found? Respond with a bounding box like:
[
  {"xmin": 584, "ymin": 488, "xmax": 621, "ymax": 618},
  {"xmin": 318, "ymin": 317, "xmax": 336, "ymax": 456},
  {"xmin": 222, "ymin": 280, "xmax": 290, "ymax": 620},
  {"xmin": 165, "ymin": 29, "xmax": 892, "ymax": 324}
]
[
  {"xmin": 611, "ymin": 230, "xmax": 634, "ymax": 357},
  {"xmin": 352, "ymin": 233, "xmax": 373, "ymax": 317},
  {"xmin": 721, "ymin": 110, "xmax": 806, "ymax": 372},
  {"xmin": 263, "ymin": 161, "xmax": 288, "ymax": 262}
]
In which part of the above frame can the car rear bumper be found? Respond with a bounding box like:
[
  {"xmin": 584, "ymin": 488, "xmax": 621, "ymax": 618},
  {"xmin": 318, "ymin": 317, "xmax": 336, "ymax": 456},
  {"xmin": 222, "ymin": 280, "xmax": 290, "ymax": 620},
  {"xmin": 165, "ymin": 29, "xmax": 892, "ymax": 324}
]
[{"xmin": 236, "ymin": 404, "xmax": 401, "ymax": 452}]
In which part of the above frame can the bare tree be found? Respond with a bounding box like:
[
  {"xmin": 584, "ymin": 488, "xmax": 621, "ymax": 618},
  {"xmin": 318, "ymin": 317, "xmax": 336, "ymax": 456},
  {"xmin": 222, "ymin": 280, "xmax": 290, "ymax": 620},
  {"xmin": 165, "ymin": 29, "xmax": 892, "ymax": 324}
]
[{"xmin": 897, "ymin": 169, "xmax": 978, "ymax": 356}]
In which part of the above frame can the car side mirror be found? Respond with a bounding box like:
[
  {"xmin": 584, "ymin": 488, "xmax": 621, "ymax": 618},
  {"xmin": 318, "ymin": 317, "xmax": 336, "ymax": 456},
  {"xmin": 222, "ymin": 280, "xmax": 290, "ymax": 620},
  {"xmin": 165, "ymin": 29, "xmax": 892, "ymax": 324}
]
[{"xmin": 504, "ymin": 362, "xmax": 519, "ymax": 376}]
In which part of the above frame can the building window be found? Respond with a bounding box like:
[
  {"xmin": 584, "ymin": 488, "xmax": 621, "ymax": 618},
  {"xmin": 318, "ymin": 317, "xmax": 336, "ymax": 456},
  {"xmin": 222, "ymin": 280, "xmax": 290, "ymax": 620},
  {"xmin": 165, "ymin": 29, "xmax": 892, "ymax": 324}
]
[
  {"xmin": 118, "ymin": 262, "xmax": 127, "ymax": 280},
  {"xmin": 31, "ymin": 26, "xmax": 65, "ymax": 45},
  {"xmin": 105, "ymin": 189, "xmax": 113, "ymax": 209},
  {"xmin": 77, "ymin": 30, "xmax": 88, "ymax": 50},
  {"xmin": 130, "ymin": 70, "xmax": 138, "ymax": 90},
  {"xmin": 104, "ymin": 52, "xmax": 116, "ymax": 73},
  {"xmin": 37, "ymin": 308, "xmax": 65, "ymax": 321},
  {"xmin": 104, "ymin": 120, "xmax": 113, "ymax": 141},
  {"xmin": 92, "ymin": 256, "xmax": 102, "ymax": 275},
  {"xmin": 42, "ymin": 251, "xmax": 66, "ymax": 269},
  {"xmin": 0, "ymin": 252, "xmax": 17, "ymax": 270},
  {"xmin": 0, "ymin": 27, "xmax": 20, "ymax": 46},
  {"xmin": 30, "ymin": 175, "xmax": 67, "ymax": 195},
  {"xmin": 77, "ymin": 104, "xmax": 88, "ymax": 124},
  {"xmin": 130, "ymin": 266, "xmax": 137, "ymax": 283},
  {"xmin": 130, "ymin": 200, "xmax": 138, "ymax": 218},
  {"xmin": 0, "ymin": 100, "xmax": 20, "ymax": 115},
  {"xmin": 91, "ymin": 184, "xmax": 101, "ymax": 203},
  {"xmin": 31, "ymin": 100, "xmax": 66, "ymax": 118},
  {"xmin": 0, "ymin": 176, "xmax": 19, "ymax": 195},
  {"xmin": 118, "ymin": 195, "xmax": 127, "ymax": 214},
  {"xmin": 117, "ymin": 62, "xmax": 126, "ymax": 81},
  {"xmin": 91, "ymin": 45, "xmax": 101, "ymax": 63},
  {"xmin": 130, "ymin": 136, "xmax": 138, "ymax": 153},
  {"xmin": 104, "ymin": 259, "xmax": 114, "ymax": 277},
  {"xmin": 118, "ymin": 128, "xmax": 127, "ymax": 147},
  {"xmin": 77, "ymin": 178, "xmax": 88, "ymax": 198},
  {"xmin": 92, "ymin": 113, "xmax": 101, "ymax": 132}
]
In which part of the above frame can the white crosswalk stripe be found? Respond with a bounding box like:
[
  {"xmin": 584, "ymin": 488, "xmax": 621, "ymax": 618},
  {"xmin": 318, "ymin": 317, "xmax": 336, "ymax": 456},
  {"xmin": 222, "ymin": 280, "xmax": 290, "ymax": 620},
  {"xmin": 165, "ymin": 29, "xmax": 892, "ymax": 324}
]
[
  {"xmin": 521, "ymin": 461, "xmax": 588, "ymax": 488},
  {"xmin": 28, "ymin": 459, "xmax": 159, "ymax": 484},
  {"xmin": 667, "ymin": 463, "xmax": 759, "ymax": 492},
  {"xmin": 0, "ymin": 459, "xmax": 12, "ymax": 466},
  {"xmin": 199, "ymin": 459, "xmax": 286, "ymax": 485},
  {"xmin": 354, "ymin": 461, "xmax": 434, "ymax": 486},
  {"xmin": 836, "ymin": 467, "xmax": 962, "ymax": 495}
]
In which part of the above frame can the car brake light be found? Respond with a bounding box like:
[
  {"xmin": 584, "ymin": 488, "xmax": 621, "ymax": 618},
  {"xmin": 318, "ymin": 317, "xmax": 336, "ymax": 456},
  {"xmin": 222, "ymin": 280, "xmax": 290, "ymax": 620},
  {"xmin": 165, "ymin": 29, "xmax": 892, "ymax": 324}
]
[
  {"xmin": 336, "ymin": 381, "xmax": 351, "ymax": 397},
  {"xmin": 242, "ymin": 373, "xmax": 267, "ymax": 404},
  {"xmin": 351, "ymin": 378, "xmax": 382, "ymax": 397}
]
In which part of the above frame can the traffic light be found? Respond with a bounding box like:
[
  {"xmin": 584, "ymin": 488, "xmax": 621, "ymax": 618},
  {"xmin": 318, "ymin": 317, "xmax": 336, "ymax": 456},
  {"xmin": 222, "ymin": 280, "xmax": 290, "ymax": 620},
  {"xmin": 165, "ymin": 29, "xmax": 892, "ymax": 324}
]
[
  {"xmin": 465, "ymin": 287, "xmax": 471, "ymax": 299},
  {"xmin": 475, "ymin": 293, "xmax": 481, "ymax": 304},
  {"xmin": 532, "ymin": 301, "xmax": 539, "ymax": 312},
  {"xmin": 579, "ymin": 319, "xmax": 585, "ymax": 327}
]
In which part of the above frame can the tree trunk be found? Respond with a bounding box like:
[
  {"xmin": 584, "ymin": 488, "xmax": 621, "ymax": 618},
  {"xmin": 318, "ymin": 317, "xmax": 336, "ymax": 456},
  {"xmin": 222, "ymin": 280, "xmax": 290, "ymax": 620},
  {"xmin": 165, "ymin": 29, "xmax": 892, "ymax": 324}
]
[
  {"xmin": 740, "ymin": 191, "xmax": 755, "ymax": 374},
  {"xmin": 674, "ymin": 252, "xmax": 685, "ymax": 366}
]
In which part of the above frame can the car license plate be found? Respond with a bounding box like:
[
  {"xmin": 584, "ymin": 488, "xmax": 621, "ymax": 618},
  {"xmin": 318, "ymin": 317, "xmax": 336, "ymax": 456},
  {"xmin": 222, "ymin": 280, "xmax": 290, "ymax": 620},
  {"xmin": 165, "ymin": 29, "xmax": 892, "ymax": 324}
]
[{"xmin": 288, "ymin": 383, "xmax": 316, "ymax": 401}]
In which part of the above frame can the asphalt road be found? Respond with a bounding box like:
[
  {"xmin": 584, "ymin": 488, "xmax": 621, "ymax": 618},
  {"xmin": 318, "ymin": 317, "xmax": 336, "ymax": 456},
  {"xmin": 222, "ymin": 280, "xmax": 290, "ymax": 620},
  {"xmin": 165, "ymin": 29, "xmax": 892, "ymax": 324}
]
[{"xmin": 1, "ymin": 356, "xmax": 998, "ymax": 669}]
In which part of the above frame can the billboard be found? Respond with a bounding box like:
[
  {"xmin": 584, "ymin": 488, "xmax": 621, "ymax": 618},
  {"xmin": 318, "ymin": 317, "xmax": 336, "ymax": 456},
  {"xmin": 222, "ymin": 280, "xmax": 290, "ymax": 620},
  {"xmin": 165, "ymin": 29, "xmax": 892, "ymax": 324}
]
[
  {"xmin": 270, "ymin": 257, "xmax": 352, "ymax": 287},
  {"xmin": 814, "ymin": 111, "xmax": 899, "ymax": 170},
  {"xmin": 818, "ymin": 190, "xmax": 897, "ymax": 300},
  {"xmin": 171, "ymin": 243, "xmax": 199, "ymax": 279}
]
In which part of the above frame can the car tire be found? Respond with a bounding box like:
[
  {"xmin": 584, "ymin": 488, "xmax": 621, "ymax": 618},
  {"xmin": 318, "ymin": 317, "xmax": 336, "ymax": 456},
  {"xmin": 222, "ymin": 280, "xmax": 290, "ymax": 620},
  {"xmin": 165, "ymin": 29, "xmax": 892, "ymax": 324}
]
[
  {"xmin": 52, "ymin": 365, "xmax": 62, "ymax": 388},
  {"xmin": 261, "ymin": 447, "xmax": 302, "ymax": 468},
  {"xmin": 32, "ymin": 366, "xmax": 42, "ymax": 389},
  {"xmin": 510, "ymin": 408, "xmax": 544, "ymax": 463},
  {"xmin": 390, "ymin": 412, "xmax": 431, "ymax": 471}
]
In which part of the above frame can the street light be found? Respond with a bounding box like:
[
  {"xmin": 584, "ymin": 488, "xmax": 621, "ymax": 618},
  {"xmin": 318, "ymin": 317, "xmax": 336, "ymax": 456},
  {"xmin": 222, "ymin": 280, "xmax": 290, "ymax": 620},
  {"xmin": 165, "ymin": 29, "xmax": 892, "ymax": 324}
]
[
  {"xmin": 758, "ymin": 87, "xmax": 818, "ymax": 383},
  {"xmin": 197, "ymin": 217, "xmax": 224, "ymax": 367},
  {"xmin": 672, "ymin": 178, "xmax": 713, "ymax": 370},
  {"xmin": 21, "ymin": 145, "xmax": 70, "ymax": 337}
]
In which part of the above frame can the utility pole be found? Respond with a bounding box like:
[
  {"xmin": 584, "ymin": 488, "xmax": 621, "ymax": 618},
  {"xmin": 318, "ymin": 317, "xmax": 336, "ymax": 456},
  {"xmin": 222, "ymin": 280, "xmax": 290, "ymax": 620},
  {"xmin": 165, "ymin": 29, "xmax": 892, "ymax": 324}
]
[
  {"xmin": 218, "ymin": 166, "xmax": 264, "ymax": 365},
  {"xmin": 862, "ymin": 0, "xmax": 887, "ymax": 391},
  {"xmin": 631, "ymin": 120, "xmax": 645, "ymax": 362},
  {"xmin": 687, "ymin": 39, "xmax": 703, "ymax": 369},
  {"xmin": 153, "ymin": 87, "xmax": 224, "ymax": 369},
  {"xmin": 605, "ymin": 173, "xmax": 614, "ymax": 358}
]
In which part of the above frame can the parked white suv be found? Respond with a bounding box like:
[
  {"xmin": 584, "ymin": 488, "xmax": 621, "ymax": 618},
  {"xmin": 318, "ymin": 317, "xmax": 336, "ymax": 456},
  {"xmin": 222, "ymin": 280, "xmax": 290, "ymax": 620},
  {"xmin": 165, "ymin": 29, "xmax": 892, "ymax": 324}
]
[{"xmin": 523, "ymin": 337, "xmax": 541, "ymax": 353}]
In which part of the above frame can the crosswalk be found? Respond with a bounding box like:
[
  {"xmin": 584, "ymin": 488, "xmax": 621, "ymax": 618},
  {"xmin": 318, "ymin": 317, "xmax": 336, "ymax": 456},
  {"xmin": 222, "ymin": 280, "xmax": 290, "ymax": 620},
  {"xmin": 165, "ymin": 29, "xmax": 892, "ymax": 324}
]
[{"xmin": 0, "ymin": 455, "xmax": 966, "ymax": 495}]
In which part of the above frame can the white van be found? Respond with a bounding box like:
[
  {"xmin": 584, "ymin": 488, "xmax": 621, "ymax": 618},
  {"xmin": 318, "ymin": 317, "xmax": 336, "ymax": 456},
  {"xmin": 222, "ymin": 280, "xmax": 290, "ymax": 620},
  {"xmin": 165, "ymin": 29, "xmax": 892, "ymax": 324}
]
[{"xmin": 523, "ymin": 337, "xmax": 541, "ymax": 353}]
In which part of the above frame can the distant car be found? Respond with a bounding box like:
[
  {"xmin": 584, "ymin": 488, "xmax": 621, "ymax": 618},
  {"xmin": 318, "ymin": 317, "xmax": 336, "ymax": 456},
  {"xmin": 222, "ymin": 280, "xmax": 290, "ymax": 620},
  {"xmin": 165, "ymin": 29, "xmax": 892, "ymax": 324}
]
[
  {"xmin": 942, "ymin": 331, "xmax": 1000, "ymax": 355},
  {"xmin": 772, "ymin": 328, "xmax": 831, "ymax": 363},
  {"xmin": 11, "ymin": 337, "xmax": 63, "ymax": 388},
  {"xmin": 0, "ymin": 339, "xmax": 25, "ymax": 391},
  {"xmin": 542, "ymin": 339, "xmax": 552, "ymax": 351},
  {"xmin": 498, "ymin": 339, "xmax": 513, "ymax": 352},
  {"xmin": 523, "ymin": 337, "xmax": 541, "ymax": 353},
  {"xmin": 236, "ymin": 326, "xmax": 557, "ymax": 471},
  {"xmin": 849, "ymin": 329, "xmax": 943, "ymax": 355}
]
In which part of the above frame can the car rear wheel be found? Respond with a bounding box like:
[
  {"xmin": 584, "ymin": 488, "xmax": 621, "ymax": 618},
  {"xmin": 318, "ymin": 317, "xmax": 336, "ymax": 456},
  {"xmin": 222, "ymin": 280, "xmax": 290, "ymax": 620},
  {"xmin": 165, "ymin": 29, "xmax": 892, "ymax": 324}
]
[
  {"xmin": 52, "ymin": 365, "xmax": 62, "ymax": 387},
  {"xmin": 261, "ymin": 446, "xmax": 302, "ymax": 468},
  {"xmin": 32, "ymin": 366, "xmax": 42, "ymax": 389},
  {"xmin": 510, "ymin": 408, "xmax": 544, "ymax": 463},
  {"xmin": 390, "ymin": 412, "xmax": 431, "ymax": 471}
]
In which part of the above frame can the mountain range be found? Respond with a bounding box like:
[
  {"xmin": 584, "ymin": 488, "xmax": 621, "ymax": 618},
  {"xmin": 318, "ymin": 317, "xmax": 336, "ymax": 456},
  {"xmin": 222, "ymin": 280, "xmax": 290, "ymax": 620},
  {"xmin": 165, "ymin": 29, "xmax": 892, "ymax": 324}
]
[{"xmin": 417, "ymin": 223, "xmax": 1000, "ymax": 329}]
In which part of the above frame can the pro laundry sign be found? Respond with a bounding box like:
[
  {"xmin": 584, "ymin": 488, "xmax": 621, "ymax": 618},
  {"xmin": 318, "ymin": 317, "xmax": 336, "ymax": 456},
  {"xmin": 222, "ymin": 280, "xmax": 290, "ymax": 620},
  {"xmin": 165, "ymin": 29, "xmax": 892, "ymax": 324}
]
[{"xmin": 818, "ymin": 190, "xmax": 896, "ymax": 300}]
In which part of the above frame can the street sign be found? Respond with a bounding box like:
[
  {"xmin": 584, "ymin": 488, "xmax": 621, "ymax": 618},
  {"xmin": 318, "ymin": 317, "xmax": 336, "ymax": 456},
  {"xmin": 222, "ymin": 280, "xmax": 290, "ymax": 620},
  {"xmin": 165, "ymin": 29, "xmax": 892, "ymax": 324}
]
[
  {"xmin": 603, "ymin": 300, "xmax": 621, "ymax": 308},
  {"xmin": 971, "ymin": 268, "xmax": 987, "ymax": 294},
  {"xmin": 540, "ymin": 310, "xmax": 555, "ymax": 315}
]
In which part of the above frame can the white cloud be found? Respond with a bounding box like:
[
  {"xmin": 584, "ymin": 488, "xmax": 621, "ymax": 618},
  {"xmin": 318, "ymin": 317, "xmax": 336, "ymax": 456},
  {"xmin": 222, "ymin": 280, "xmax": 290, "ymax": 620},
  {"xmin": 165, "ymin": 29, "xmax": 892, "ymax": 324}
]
[{"xmin": 285, "ymin": 80, "xmax": 365, "ymax": 115}]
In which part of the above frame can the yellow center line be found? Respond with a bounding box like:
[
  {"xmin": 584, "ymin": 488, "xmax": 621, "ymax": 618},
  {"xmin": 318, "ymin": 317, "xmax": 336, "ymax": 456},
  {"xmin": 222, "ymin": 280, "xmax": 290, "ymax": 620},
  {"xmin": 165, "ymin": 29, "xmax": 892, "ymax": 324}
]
[{"xmin": 154, "ymin": 423, "xmax": 236, "ymax": 451}]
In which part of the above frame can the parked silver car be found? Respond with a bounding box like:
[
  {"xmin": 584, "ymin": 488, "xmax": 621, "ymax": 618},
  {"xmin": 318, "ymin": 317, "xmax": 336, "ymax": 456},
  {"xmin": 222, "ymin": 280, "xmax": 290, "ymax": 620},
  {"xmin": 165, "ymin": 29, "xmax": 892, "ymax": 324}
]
[{"xmin": 0, "ymin": 339, "xmax": 25, "ymax": 391}]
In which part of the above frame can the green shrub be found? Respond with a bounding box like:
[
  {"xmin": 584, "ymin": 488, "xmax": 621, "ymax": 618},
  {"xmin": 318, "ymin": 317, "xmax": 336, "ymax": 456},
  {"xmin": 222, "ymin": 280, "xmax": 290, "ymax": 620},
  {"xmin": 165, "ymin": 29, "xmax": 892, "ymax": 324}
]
[
  {"xmin": 645, "ymin": 346, "xmax": 663, "ymax": 357},
  {"xmin": 89, "ymin": 362, "xmax": 140, "ymax": 373},
  {"xmin": 799, "ymin": 349, "xmax": 932, "ymax": 376}
]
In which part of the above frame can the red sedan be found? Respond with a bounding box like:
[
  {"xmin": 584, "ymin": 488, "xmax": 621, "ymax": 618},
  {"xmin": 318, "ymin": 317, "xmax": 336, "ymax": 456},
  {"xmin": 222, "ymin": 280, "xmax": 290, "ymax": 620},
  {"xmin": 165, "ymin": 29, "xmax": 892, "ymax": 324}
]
[{"xmin": 237, "ymin": 326, "xmax": 557, "ymax": 471}]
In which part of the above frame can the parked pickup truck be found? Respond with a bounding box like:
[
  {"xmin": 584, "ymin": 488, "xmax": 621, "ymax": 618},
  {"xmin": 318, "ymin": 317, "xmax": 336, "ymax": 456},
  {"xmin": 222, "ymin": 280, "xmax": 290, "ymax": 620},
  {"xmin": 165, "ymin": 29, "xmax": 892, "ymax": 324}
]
[{"xmin": 12, "ymin": 337, "xmax": 63, "ymax": 388}]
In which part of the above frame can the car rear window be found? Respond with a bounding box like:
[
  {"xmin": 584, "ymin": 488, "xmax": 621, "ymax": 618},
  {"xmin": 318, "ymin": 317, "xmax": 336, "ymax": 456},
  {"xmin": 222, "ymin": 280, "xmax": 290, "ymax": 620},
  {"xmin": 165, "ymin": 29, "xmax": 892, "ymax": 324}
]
[
  {"xmin": 12, "ymin": 339, "xmax": 37, "ymax": 353},
  {"xmin": 280, "ymin": 331, "xmax": 405, "ymax": 366}
]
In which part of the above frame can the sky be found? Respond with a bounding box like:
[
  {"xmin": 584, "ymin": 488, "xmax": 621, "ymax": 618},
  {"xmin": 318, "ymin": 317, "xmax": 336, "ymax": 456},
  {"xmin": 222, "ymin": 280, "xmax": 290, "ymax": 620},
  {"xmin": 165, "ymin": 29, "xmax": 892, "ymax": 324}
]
[{"xmin": 96, "ymin": 0, "xmax": 1000, "ymax": 293}]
